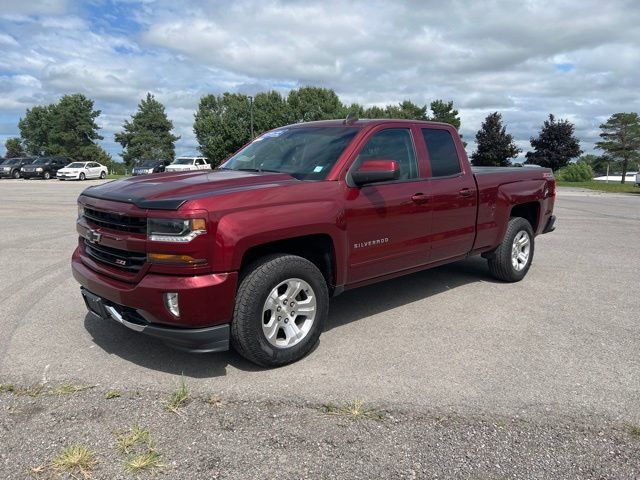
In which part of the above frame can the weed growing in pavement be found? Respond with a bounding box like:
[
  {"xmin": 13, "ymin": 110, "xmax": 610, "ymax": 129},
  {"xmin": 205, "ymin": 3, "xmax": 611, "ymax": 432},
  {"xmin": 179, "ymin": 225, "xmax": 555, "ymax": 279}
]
[
  {"xmin": 105, "ymin": 389, "xmax": 121, "ymax": 399},
  {"xmin": 51, "ymin": 444, "xmax": 97, "ymax": 479},
  {"xmin": 629, "ymin": 425, "xmax": 640, "ymax": 438},
  {"xmin": 125, "ymin": 450, "xmax": 164, "ymax": 474},
  {"xmin": 324, "ymin": 400, "xmax": 385, "ymax": 420},
  {"xmin": 165, "ymin": 375, "xmax": 191, "ymax": 413},
  {"xmin": 205, "ymin": 393, "xmax": 223, "ymax": 408},
  {"xmin": 51, "ymin": 383, "xmax": 94, "ymax": 395},
  {"xmin": 115, "ymin": 425, "xmax": 153, "ymax": 454}
]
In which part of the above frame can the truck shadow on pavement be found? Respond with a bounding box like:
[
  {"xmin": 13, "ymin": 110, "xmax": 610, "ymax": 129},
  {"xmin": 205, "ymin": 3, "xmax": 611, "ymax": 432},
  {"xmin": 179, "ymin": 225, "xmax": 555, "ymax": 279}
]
[{"xmin": 84, "ymin": 256, "xmax": 498, "ymax": 377}]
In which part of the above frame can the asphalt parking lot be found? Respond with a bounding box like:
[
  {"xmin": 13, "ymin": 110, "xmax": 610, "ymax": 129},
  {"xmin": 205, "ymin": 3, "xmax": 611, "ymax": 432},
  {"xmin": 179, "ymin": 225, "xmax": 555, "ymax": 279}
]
[{"xmin": 1, "ymin": 178, "xmax": 639, "ymax": 477}]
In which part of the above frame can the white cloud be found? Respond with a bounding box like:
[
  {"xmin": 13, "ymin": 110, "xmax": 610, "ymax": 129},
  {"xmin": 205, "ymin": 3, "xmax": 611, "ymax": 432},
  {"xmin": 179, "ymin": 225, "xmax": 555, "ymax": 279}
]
[{"xmin": 0, "ymin": 0, "xmax": 639, "ymax": 158}]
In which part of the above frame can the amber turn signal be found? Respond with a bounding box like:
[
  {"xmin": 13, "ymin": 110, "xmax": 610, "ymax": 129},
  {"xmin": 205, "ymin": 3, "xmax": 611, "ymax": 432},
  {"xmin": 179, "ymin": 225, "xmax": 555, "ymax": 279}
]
[{"xmin": 147, "ymin": 253, "xmax": 207, "ymax": 265}]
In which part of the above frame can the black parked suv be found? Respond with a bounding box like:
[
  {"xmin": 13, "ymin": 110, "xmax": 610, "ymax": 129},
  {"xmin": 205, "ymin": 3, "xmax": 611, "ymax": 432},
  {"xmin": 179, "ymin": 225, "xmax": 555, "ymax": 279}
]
[
  {"xmin": 0, "ymin": 157, "xmax": 35, "ymax": 179},
  {"xmin": 21, "ymin": 156, "xmax": 70, "ymax": 179},
  {"xmin": 132, "ymin": 159, "xmax": 172, "ymax": 176}
]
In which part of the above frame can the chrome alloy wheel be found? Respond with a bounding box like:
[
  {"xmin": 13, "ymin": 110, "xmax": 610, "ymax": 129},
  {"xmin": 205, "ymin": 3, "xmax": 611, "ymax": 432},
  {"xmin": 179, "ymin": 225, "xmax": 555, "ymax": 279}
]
[
  {"xmin": 262, "ymin": 278, "xmax": 317, "ymax": 348},
  {"xmin": 511, "ymin": 230, "xmax": 531, "ymax": 271}
]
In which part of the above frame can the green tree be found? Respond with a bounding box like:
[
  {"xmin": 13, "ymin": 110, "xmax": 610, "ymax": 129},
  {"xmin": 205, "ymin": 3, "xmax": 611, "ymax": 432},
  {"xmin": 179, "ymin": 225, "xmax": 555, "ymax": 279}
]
[
  {"xmin": 525, "ymin": 114, "xmax": 582, "ymax": 171},
  {"xmin": 429, "ymin": 100, "xmax": 461, "ymax": 130},
  {"xmin": 18, "ymin": 105, "xmax": 52, "ymax": 156},
  {"xmin": 362, "ymin": 105, "xmax": 386, "ymax": 118},
  {"xmin": 4, "ymin": 137, "xmax": 25, "ymax": 158},
  {"xmin": 115, "ymin": 93, "xmax": 180, "ymax": 167},
  {"xmin": 253, "ymin": 91, "xmax": 291, "ymax": 134},
  {"xmin": 18, "ymin": 93, "xmax": 108, "ymax": 162},
  {"xmin": 471, "ymin": 112, "xmax": 520, "ymax": 166},
  {"xmin": 595, "ymin": 112, "xmax": 640, "ymax": 184},
  {"xmin": 287, "ymin": 87, "xmax": 344, "ymax": 122},
  {"xmin": 194, "ymin": 93, "xmax": 253, "ymax": 167},
  {"xmin": 577, "ymin": 153, "xmax": 610, "ymax": 175},
  {"xmin": 384, "ymin": 100, "xmax": 428, "ymax": 120},
  {"xmin": 556, "ymin": 162, "xmax": 594, "ymax": 182}
]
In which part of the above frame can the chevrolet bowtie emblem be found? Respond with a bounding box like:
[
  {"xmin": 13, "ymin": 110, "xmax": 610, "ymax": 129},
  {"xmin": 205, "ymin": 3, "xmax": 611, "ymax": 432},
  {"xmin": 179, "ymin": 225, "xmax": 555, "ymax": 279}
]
[{"xmin": 86, "ymin": 229, "xmax": 102, "ymax": 244}]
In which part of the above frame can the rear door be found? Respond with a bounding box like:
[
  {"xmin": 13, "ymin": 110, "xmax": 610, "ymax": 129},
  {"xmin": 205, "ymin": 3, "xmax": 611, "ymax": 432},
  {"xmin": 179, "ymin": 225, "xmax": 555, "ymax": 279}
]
[
  {"xmin": 88, "ymin": 162, "xmax": 100, "ymax": 178},
  {"xmin": 418, "ymin": 127, "xmax": 477, "ymax": 263},
  {"xmin": 344, "ymin": 126, "xmax": 433, "ymax": 284},
  {"xmin": 195, "ymin": 158, "xmax": 207, "ymax": 170}
]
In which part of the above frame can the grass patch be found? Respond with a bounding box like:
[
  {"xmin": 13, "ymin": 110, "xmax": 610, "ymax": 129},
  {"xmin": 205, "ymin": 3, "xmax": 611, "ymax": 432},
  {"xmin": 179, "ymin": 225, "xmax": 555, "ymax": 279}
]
[
  {"xmin": 107, "ymin": 174, "xmax": 129, "ymax": 180},
  {"xmin": 629, "ymin": 425, "xmax": 640, "ymax": 438},
  {"xmin": 115, "ymin": 425, "xmax": 153, "ymax": 454},
  {"xmin": 125, "ymin": 450, "xmax": 164, "ymax": 474},
  {"xmin": 51, "ymin": 444, "xmax": 97, "ymax": 479},
  {"xmin": 1, "ymin": 383, "xmax": 43, "ymax": 397},
  {"xmin": 165, "ymin": 376, "xmax": 191, "ymax": 413},
  {"xmin": 105, "ymin": 389, "xmax": 121, "ymax": 399},
  {"xmin": 51, "ymin": 383, "xmax": 93, "ymax": 395},
  {"xmin": 324, "ymin": 400, "xmax": 384, "ymax": 420},
  {"xmin": 557, "ymin": 180, "xmax": 640, "ymax": 193}
]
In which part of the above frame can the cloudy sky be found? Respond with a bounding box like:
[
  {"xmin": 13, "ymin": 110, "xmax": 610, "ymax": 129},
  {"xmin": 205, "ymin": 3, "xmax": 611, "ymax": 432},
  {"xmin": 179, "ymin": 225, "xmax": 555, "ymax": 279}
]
[{"xmin": 1, "ymin": 0, "xmax": 639, "ymax": 161}]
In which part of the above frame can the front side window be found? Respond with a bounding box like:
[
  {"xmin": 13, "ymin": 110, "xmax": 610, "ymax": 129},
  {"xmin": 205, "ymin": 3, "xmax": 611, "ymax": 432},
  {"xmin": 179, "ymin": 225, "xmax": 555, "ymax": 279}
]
[
  {"xmin": 421, "ymin": 129, "xmax": 461, "ymax": 177},
  {"xmin": 353, "ymin": 128, "xmax": 418, "ymax": 180},
  {"xmin": 222, "ymin": 127, "xmax": 358, "ymax": 181}
]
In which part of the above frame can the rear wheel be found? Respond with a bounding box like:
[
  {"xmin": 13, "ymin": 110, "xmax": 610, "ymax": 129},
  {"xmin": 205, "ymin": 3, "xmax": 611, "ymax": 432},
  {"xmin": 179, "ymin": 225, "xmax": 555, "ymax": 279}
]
[
  {"xmin": 487, "ymin": 217, "xmax": 534, "ymax": 282},
  {"xmin": 100, "ymin": 171, "xmax": 106, "ymax": 179},
  {"xmin": 12, "ymin": 169, "xmax": 20, "ymax": 179},
  {"xmin": 79, "ymin": 172, "xmax": 86, "ymax": 181},
  {"xmin": 231, "ymin": 254, "xmax": 328, "ymax": 367}
]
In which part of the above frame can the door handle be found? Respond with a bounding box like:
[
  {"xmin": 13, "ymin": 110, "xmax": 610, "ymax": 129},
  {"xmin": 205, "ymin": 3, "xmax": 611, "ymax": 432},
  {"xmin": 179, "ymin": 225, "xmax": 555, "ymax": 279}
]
[
  {"xmin": 411, "ymin": 193, "xmax": 430, "ymax": 204},
  {"xmin": 459, "ymin": 188, "xmax": 473, "ymax": 198}
]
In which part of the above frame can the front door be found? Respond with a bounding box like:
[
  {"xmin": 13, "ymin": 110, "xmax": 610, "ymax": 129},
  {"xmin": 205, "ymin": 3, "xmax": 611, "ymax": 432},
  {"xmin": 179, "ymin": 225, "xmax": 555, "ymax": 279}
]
[{"xmin": 344, "ymin": 127, "xmax": 433, "ymax": 284}]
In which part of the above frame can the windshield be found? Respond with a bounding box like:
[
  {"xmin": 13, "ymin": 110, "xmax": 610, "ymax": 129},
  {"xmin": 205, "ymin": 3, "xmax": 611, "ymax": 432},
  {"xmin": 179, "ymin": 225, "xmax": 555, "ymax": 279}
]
[
  {"xmin": 221, "ymin": 127, "xmax": 358, "ymax": 180},
  {"xmin": 173, "ymin": 158, "xmax": 194, "ymax": 165},
  {"xmin": 32, "ymin": 158, "xmax": 51, "ymax": 165},
  {"xmin": 139, "ymin": 160, "xmax": 160, "ymax": 167},
  {"xmin": 67, "ymin": 162, "xmax": 86, "ymax": 168}
]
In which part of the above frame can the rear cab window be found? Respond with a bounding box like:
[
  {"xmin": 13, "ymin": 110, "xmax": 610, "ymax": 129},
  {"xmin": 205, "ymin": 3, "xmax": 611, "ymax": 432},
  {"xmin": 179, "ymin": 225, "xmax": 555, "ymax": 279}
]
[{"xmin": 421, "ymin": 128, "xmax": 462, "ymax": 177}]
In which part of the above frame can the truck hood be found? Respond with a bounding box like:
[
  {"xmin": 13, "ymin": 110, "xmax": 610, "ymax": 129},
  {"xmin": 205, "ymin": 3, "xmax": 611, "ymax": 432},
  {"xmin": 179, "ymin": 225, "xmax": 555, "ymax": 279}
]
[{"xmin": 80, "ymin": 169, "xmax": 300, "ymax": 210}]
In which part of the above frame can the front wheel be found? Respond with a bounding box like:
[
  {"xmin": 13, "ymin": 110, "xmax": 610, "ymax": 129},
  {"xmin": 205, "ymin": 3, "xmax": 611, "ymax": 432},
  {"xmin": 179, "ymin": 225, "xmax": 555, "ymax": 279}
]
[
  {"xmin": 43, "ymin": 171, "xmax": 51, "ymax": 180},
  {"xmin": 231, "ymin": 254, "xmax": 329, "ymax": 367},
  {"xmin": 79, "ymin": 172, "xmax": 86, "ymax": 181},
  {"xmin": 100, "ymin": 171, "xmax": 106, "ymax": 179},
  {"xmin": 487, "ymin": 217, "xmax": 535, "ymax": 282}
]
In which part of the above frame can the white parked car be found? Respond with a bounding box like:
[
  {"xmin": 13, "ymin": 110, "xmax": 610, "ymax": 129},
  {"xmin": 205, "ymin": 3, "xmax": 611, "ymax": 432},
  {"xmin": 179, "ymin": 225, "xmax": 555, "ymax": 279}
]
[
  {"xmin": 57, "ymin": 161, "xmax": 108, "ymax": 181},
  {"xmin": 165, "ymin": 157, "xmax": 211, "ymax": 172},
  {"xmin": 593, "ymin": 172, "xmax": 638, "ymax": 183}
]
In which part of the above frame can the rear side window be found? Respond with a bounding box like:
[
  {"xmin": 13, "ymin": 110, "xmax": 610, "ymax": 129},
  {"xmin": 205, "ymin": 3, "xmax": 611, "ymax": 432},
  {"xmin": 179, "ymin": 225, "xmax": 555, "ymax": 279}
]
[{"xmin": 421, "ymin": 129, "xmax": 461, "ymax": 177}]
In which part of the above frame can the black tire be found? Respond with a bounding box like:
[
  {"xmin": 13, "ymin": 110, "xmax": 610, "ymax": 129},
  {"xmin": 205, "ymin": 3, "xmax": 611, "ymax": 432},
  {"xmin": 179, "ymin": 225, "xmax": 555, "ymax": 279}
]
[
  {"xmin": 487, "ymin": 217, "xmax": 535, "ymax": 282},
  {"xmin": 79, "ymin": 172, "xmax": 86, "ymax": 181},
  {"xmin": 12, "ymin": 169, "xmax": 20, "ymax": 179},
  {"xmin": 231, "ymin": 254, "xmax": 329, "ymax": 367},
  {"xmin": 43, "ymin": 171, "xmax": 51, "ymax": 180},
  {"xmin": 100, "ymin": 171, "xmax": 106, "ymax": 179}
]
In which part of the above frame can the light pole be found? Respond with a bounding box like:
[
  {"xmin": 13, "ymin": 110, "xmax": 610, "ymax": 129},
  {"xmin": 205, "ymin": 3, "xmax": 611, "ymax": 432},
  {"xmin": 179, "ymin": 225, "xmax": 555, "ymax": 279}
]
[{"xmin": 248, "ymin": 95, "xmax": 254, "ymax": 139}]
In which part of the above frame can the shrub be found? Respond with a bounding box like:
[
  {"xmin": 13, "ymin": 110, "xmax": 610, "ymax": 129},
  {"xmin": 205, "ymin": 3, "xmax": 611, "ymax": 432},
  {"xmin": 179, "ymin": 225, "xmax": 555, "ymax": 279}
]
[{"xmin": 556, "ymin": 162, "xmax": 593, "ymax": 182}]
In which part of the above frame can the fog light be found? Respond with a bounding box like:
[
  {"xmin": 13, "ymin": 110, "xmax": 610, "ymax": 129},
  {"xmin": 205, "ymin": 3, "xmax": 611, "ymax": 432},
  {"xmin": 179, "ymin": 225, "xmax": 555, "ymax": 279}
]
[{"xmin": 164, "ymin": 292, "xmax": 180, "ymax": 317}]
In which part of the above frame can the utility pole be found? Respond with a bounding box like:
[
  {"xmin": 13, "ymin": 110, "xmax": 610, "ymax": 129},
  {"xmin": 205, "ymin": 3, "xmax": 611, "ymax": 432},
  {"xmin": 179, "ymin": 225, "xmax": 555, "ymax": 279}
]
[{"xmin": 248, "ymin": 96, "xmax": 254, "ymax": 139}]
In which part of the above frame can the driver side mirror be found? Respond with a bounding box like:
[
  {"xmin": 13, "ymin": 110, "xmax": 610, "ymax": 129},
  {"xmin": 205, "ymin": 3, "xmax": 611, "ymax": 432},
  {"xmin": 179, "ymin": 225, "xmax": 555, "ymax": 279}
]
[{"xmin": 351, "ymin": 159, "xmax": 400, "ymax": 186}]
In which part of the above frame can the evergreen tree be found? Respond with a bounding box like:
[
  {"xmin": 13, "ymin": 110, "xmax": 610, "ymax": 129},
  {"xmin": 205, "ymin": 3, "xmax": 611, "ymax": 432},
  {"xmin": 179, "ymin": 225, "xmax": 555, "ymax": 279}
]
[
  {"xmin": 525, "ymin": 114, "xmax": 582, "ymax": 171},
  {"xmin": 384, "ymin": 100, "xmax": 428, "ymax": 120},
  {"xmin": 429, "ymin": 100, "xmax": 461, "ymax": 130},
  {"xmin": 18, "ymin": 93, "xmax": 108, "ymax": 162},
  {"xmin": 471, "ymin": 112, "xmax": 520, "ymax": 166},
  {"xmin": 115, "ymin": 93, "xmax": 180, "ymax": 167},
  {"xmin": 4, "ymin": 137, "xmax": 25, "ymax": 158},
  {"xmin": 595, "ymin": 113, "xmax": 640, "ymax": 183}
]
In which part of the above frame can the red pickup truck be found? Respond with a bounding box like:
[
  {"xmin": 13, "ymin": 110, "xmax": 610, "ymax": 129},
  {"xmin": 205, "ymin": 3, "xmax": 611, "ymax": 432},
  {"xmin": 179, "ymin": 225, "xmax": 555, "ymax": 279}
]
[{"xmin": 72, "ymin": 119, "xmax": 556, "ymax": 366}]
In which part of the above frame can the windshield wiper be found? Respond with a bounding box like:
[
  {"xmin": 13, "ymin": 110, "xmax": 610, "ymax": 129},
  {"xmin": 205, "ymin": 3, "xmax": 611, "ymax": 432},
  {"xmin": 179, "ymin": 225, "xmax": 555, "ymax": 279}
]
[{"xmin": 234, "ymin": 167, "xmax": 283, "ymax": 173}]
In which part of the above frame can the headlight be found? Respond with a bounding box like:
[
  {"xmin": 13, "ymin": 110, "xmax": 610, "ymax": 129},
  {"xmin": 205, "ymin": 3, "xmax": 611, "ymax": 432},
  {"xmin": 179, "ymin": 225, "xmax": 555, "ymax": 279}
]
[
  {"xmin": 36, "ymin": 167, "xmax": 43, "ymax": 172},
  {"xmin": 78, "ymin": 204, "xmax": 85, "ymax": 218},
  {"xmin": 147, "ymin": 218, "xmax": 206, "ymax": 242}
]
